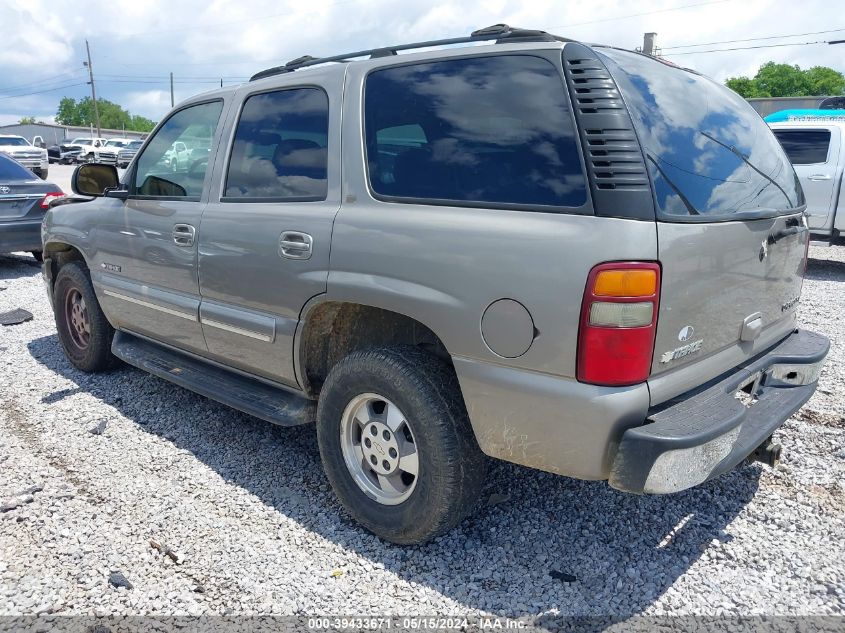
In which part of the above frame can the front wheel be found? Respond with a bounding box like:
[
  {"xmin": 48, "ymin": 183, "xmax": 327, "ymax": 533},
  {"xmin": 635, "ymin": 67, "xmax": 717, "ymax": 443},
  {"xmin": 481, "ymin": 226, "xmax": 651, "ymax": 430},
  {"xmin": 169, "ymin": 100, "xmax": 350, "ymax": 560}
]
[
  {"xmin": 53, "ymin": 262, "xmax": 116, "ymax": 372},
  {"xmin": 317, "ymin": 346, "xmax": 486, "ymax": 544}
]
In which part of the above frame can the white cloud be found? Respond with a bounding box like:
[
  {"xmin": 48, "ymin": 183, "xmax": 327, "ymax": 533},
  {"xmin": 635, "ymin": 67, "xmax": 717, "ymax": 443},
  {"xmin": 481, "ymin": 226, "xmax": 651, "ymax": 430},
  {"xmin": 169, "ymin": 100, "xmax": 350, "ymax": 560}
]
[{"xmin": 0, "ymin": 0, "xmax": 842, "ymax": 123}]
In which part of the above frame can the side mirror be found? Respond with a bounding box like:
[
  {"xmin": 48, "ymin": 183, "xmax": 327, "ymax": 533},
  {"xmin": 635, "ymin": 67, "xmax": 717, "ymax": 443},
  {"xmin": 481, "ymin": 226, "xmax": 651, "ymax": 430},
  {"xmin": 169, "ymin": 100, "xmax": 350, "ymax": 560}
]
[
  {"xmin": 39, "ymin": 142, "xmax": 47, "ymax": 149},
  {"xmin": 72, "ymin": 163, "xmax": 120, "ymax": 196}
]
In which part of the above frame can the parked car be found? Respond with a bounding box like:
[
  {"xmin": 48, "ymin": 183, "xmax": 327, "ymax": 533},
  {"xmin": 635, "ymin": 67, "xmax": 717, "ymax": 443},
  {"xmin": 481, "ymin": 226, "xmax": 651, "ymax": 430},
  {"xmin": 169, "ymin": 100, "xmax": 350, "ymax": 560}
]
[
  {"xmin": 92, "ymin": 138, "xmax": 134, "ymax": 166},
  {"xmin": 48, "ymin": 140, "xmax": 84, "ymax": 164},
  {"xmin": 162, "ymin": 141, "xmax": 191, "ymax": 171},
  {"xmin": 42, "ymin": 25, "xmax": 828, "ymax": 544},
  {"xmin": 70, "ymin": 137, "xmax": 109, "ymax": 163},
  {"xmin": 117, "ymin": 140, "xmax": 144, "ymax": 168},
  {"xmin": 767, "ymin": 114, "xmax": 845, "ymax": 243},
  {"xmin": 0, "ymin": 135, "xmax": 49, "ymax": 179},
  {"xmin": 0, "ymin": 154, "xmax": 63, "ymax": 260}
]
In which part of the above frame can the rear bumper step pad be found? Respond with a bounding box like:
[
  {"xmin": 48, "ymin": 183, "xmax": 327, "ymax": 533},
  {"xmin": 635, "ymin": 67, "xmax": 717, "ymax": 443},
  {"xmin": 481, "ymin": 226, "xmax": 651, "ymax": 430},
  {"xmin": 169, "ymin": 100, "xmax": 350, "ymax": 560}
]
[{"xmin": 609, "ymin": 329, "xmax": 829, "ymax": 494}]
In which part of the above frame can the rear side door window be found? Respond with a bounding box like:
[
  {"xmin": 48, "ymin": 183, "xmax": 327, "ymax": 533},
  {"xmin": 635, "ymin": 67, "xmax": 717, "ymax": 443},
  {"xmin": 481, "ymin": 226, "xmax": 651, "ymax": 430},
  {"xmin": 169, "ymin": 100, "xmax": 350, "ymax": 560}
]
[
  {"xmin": 132, "ymin": 100, "xmax": 223, "ymax": 199},
  {"xmin": 772, "ymin": 130, "xmax": 832, "ymax": 165},
  {"xmin": 224, "ymin": 87, "xmax": 329, "ymax": 201},
  {"xmin": 364, "ymin": 55, "xmax": 587, "ymax": 210}
]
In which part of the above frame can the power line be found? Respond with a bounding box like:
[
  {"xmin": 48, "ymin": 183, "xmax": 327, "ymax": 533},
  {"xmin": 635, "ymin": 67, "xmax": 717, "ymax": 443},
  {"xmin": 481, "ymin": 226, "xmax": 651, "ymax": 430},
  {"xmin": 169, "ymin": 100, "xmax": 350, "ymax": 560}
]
[
  {"xmin": 549, "ymin": 0, "xmax": 730, "ymax": 29},
  {"xmin": 667, "ymin": 40, "xmax": 829, "ymax": 55},
  {"xmin": 663, "ymin": 27, "xmax": 845, "ymax": 50},
  {"xmin": 0, "ymin": 83, "xmax": 87, "ymax": 100},
  {"xmin": 0, "ymin": 71, "xmax": 86, "ymax": 93}
]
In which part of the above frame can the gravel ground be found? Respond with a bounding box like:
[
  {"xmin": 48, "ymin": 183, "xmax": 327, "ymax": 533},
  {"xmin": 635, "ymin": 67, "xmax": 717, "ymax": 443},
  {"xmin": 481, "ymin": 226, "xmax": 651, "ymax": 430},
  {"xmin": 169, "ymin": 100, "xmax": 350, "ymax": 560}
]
[{"xmin": 0, "ymin": 245, "xmax": 843, "ymax": 626}]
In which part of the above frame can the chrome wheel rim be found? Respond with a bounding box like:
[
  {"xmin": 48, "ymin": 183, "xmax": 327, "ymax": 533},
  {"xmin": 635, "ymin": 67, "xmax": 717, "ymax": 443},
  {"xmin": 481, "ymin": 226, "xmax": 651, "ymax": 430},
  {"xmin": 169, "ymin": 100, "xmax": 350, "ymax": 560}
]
[
  {"xmin": 64, "ymin": 288, "xmax": 91, "ymax": 350},
  {"xmin": 340, "ymin": 393, "xmax": 419, "ymax": 505}
]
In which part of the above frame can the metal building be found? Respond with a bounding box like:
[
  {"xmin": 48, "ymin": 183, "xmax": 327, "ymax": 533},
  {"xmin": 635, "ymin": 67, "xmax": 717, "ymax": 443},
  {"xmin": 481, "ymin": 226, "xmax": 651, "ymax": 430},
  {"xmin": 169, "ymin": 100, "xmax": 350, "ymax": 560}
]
[{"xmin": 0, "ymin": 122, "xmax": 147, "ymax": 145}]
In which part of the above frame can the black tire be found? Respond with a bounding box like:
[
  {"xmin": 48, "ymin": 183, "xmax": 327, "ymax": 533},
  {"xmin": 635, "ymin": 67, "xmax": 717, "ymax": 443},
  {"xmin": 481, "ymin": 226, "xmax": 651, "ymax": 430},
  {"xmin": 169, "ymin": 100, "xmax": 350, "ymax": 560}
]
[
  {"xmin": 30, "ymin": 250, "xmax": 43, "ymax": 262},
  {"xmin": 53, "ymin": 262, "xmax": 116, "ymax": 372},
  {"xmin": 317, "ymin": 345, "xmax": 486, "ymax": 544}
]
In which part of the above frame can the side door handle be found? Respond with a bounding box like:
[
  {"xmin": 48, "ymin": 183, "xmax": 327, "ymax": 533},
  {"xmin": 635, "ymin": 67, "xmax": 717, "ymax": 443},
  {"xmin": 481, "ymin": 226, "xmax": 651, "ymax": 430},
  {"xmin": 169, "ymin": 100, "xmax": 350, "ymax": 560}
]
[
  {"xmin": 172, "ymin": 223, "xmax": 196, "ymax": 247},
  {"xmin": 279, "ymin": 231, "xmax": 313, "ymax": 260},
  {"xmin": 808, "ymin": 174, "xmax": 832, "ymax": 181}
]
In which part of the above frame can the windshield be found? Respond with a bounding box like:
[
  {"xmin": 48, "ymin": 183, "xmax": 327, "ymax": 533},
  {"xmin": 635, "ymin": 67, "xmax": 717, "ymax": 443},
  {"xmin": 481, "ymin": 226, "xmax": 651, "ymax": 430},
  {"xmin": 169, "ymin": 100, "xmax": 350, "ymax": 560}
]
[
  {"xmin": 127, "ymin": 141, "xmax": 143, "ymax": 149},
  {"xmin": 70, "ymin": 138, "xmax": 92, "ymax": 145},
  {"xmin": 0, "ymin": 137, "xmax": 30, "ymax": 147},
  {"xmin": 105, "ymin": 140, "xmax": 126, "ymax": 147},
  {"xmin": 0, "ymin": 154, "xmax": 35, "ymax": 180},
  {"xmin": 597, "ymin": 48, "xmax": 803, "ymax": 220}
]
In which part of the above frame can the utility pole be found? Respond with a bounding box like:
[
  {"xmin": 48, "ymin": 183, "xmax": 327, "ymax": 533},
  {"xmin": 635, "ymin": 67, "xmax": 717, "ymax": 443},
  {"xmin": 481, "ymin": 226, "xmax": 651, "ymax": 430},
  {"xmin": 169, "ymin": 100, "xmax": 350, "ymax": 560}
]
[
  {"xmin": 170, "ymin": 72, "xmax": 174, "ymax": 107},
  {"xmin": 642, "ymin": 32, "xmax": 658, "ymax": 56},
  {"xmin": 84, "ymin": 40, "xmax": 101, "ymax": 136}
]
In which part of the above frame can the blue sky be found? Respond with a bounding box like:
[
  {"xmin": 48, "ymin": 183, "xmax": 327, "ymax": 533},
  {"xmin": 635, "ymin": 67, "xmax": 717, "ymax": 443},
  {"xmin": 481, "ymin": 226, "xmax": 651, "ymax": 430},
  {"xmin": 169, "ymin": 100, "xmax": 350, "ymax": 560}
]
[{"xmin": 1, "ymin": 0, "xmax": 842, "ymax": 125}]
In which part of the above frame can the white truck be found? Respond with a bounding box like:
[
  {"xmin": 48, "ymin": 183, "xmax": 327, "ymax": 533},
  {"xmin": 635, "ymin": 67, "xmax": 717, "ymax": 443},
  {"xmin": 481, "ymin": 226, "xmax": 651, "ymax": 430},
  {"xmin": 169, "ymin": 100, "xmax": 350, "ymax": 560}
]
[
  {"xmin": 769, "ymin": 119, "xmax": 845, "ymax": 243},
  {"xmin": 68, "ymin": 137, "xmax": 109, "ymax": 163},
  {"xmin": 0, "ymin": 134, "xmax": 49, "ymax": 179}
]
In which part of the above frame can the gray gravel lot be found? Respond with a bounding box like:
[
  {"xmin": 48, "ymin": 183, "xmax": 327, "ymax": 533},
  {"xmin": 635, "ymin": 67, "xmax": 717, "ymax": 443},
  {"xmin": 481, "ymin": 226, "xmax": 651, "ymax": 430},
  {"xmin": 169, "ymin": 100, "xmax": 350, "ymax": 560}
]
[{"xmin": 0, "ymin": 244, "xmax": 843, "ymax": 624}]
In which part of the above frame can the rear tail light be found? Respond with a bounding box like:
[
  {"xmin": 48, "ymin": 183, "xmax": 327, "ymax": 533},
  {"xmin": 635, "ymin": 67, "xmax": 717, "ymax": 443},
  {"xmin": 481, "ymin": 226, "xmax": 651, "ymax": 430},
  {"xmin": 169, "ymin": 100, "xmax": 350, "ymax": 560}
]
[
  {"xmin": 577, "ymin": 262, "xmax": 661, "ymax": 386},
  {"xmin": 40, "ymin": 192, "xmax": 65, "ymax": 209}
]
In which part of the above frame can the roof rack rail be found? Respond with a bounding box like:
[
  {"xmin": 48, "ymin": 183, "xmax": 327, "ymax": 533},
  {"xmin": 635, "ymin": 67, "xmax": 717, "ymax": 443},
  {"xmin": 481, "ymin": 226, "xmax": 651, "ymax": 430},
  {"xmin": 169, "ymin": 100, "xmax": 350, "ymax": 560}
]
[{"xmin": 249, "ymin": 24, "xmax": 568, "ymax": 81}]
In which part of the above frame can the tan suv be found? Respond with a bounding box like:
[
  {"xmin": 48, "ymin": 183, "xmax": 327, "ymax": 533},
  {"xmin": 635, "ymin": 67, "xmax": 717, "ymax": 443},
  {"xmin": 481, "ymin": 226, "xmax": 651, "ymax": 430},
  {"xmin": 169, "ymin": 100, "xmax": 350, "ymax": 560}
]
[{"xmin": 42, "ymin": 25, "xmax": 828, "ymax": 544}]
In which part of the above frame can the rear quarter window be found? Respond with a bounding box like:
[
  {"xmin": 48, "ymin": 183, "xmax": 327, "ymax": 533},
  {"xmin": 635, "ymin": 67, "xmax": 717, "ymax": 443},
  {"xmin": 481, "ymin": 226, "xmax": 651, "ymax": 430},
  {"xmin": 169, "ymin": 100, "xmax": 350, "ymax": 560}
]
[
  {"xmin": 364, "ymin": 55, "xmax": 588, "ymax": 211},
  {"xmin": 772, "ymin": 129, "xmax": 831, "ymax": 165},
  {"xmin": 597, "ymin": 48, "xmax": 803, "ymax": 220}
]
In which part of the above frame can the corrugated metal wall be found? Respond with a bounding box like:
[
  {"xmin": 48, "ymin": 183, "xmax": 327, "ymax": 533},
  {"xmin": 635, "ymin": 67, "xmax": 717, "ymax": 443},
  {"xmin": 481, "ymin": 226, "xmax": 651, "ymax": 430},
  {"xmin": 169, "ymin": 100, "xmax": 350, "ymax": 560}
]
[
  {"xmin": 0, "ymin": 123, "xmax": 146, "ymax": 144},
  {"xmin": 747, "ymin": 96, "xmax": 825, "ymax": 117}
]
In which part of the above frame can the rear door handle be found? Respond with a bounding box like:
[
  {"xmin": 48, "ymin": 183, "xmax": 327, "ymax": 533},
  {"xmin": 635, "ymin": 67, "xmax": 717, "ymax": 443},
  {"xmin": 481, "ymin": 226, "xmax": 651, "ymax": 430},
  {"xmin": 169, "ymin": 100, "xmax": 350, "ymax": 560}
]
[
  {"xmin": 808, "ymin": 174, "xmax": 832, "ymax": 181},
  {"xmin": 172, "ymin": 223, "xmax": 196, "ymax": 247},
  {"xmin": 279, "ymin": 231, "xmax": 313, "ymax": 260}
]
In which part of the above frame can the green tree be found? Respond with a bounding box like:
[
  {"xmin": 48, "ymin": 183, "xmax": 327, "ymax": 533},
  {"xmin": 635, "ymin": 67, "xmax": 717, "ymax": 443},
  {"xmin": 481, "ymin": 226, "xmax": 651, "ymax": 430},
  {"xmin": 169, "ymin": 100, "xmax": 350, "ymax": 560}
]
[
  {"xmin": 754, "ymin": 62, "xmax": 810, "ymax": 97},
  {"xmin": 725, "ymin": 76, "xmax": 770, "ymax": 98},
  {"xmin": 806, "ymin": 66, "xmax": 845, "ymax": 96},
  {"xmin": 55, "ymin": 97, "xmax": 156, "ymax": 132},
  {"xmin": 18, "ymin": 116, "xmax": 45, "ymax": 124},
  {"xmin": 725, "ymin": 61, "xmax": 845, "ymax": 98}
]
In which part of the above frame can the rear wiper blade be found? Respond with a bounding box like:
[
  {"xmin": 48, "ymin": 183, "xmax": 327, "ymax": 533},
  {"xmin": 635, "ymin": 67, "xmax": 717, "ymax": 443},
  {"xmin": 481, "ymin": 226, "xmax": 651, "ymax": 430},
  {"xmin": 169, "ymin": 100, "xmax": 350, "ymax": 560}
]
[
  {"xmin": 646, "ymin": 155, "xmax": 700, "ymax": 215},
  {"xmin": 699, "ymin": 131, "xmax": 794, "ymax": 209}
]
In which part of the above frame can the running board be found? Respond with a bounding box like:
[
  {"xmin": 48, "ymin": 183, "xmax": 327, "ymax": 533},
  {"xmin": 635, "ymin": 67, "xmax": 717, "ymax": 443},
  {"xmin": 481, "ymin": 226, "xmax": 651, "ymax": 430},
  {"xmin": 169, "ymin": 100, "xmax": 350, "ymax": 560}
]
[{"xmin": 112, "ymin": 331, "xmax": 316, "ymax": 427}]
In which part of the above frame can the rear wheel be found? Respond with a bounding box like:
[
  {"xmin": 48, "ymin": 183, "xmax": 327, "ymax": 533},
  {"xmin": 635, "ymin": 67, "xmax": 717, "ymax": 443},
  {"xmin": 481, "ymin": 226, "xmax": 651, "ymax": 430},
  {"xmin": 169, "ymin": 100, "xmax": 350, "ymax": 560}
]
[
  {"xmin": 316, "ymin": 345, "xmax": 486, "ymax": 544},
  {"xmin": 53, "ymin": 262, "xmax": 116, "ymax": 372}
]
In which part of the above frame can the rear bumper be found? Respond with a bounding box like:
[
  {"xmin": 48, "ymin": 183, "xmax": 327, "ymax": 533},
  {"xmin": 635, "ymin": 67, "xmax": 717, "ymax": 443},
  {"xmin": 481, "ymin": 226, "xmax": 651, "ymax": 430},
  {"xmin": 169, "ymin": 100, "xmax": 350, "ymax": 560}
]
[
  {"xmin": 0, "ymin": 219, "xmax": 43, "ymax": 253},
  {"xmin": 609, "ymin": 328, "xmax": 829, "ymax": 494}
]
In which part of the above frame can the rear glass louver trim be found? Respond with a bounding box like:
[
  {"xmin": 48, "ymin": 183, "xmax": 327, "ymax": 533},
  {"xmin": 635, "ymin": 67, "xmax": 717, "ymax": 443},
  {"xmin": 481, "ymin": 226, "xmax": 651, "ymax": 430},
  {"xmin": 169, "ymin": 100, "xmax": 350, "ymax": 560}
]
[{"xmin": 563, "ymin": 45, "xmax": 655, "ymax": 219}]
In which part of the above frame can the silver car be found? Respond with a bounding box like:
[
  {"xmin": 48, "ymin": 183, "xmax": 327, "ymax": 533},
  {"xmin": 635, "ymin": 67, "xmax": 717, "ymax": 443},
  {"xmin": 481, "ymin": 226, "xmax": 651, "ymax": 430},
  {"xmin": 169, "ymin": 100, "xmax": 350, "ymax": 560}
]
[{"xmin": 41, "ymin": 25, "xmax": 828, "ymax": 544}]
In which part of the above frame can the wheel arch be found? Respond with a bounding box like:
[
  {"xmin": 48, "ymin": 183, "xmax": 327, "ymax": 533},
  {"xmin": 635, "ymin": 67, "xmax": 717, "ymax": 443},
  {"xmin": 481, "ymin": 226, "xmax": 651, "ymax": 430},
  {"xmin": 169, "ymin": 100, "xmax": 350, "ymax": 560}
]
[
  {"xmin": 295, "ymin": 299, "xmax": 452, "ymax": 398},
  {"xmin": 43, "ymin": 241, "xmax": 88, "ymax": 290}
]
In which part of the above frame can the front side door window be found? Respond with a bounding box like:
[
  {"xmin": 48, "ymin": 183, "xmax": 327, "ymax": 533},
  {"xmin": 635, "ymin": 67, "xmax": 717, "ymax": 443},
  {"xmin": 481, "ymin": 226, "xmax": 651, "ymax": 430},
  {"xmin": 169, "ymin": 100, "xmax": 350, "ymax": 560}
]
[{"xmin": 132, "ymin": 101, "xmax": 223, "ymax": 199}]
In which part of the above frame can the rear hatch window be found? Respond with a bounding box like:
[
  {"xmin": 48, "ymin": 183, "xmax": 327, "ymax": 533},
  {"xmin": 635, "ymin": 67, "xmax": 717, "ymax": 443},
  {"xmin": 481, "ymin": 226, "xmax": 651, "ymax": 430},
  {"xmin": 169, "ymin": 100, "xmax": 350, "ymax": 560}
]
[{"xmin": 597, "ymin": 48, "xmax": 803, "ymax": 221}]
